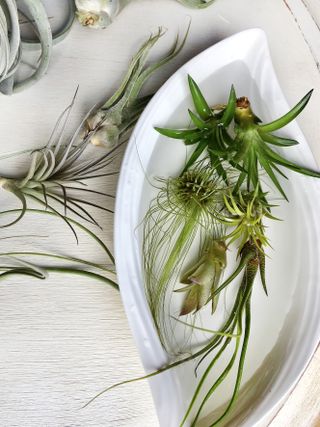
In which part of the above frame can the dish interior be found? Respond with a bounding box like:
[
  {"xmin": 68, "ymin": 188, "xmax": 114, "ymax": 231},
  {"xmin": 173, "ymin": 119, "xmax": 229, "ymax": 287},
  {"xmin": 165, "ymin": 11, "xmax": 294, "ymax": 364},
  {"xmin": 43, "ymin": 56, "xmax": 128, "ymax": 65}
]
[{"xmin": 136, "ymin": 59, "xmax": 311, "ymax": 423}]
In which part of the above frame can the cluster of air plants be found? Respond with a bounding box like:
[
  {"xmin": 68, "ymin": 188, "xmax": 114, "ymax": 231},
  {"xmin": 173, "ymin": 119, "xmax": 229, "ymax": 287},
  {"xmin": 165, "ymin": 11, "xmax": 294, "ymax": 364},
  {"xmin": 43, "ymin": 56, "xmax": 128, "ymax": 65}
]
[
  {"xmin": 0, "ymin": 27, "xmax": 188, "ymax": 299},
  {"xmin": 96, "ymin": 75, "xmax": 320, "ymax": 426},
  {"xmin": 147, "ymin": 76, "xmax": 320, "ymax": 425},
  {"xmin": 0, "ymin": 27, "xmax": 186, "ymax": 230}
]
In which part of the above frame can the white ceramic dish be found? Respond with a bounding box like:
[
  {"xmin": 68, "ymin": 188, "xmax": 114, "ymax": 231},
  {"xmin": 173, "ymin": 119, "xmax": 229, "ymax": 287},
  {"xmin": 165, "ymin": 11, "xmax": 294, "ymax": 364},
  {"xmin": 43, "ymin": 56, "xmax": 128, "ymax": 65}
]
[{"xmin": 114, "ymin": 29, "xmax": 320, "ymax": 426}]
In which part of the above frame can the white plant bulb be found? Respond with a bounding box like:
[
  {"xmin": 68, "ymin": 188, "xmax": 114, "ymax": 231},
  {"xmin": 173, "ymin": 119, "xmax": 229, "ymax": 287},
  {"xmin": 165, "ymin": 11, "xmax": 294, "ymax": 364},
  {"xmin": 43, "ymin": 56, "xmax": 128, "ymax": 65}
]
[{"xmin": 75, "ymin": 0, "xmax": 122, "ymax": 28}]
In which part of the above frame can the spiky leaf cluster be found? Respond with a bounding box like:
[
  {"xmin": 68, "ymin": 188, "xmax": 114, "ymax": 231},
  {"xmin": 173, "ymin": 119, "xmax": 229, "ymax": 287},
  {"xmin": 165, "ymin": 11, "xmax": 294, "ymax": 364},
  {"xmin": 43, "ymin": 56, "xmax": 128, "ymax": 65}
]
[
  {"xmin": 156, "ymin": 75, "xmax": 236, "ymax": 177},
  {"xmin": 155, "ymin": 76, "xmax": 319, "ymax": 202},
  {"xmin": 220, "ymin": 187, "xmax": 276, "ymax": 251}
]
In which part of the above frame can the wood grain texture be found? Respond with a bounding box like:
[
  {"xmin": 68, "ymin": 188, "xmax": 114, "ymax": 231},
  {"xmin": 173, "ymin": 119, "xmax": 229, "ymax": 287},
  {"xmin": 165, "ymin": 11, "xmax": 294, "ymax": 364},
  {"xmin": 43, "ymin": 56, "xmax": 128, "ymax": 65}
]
[{"xmin": 0, "ymin": 0, "xmax": 319, "ymax": 426}]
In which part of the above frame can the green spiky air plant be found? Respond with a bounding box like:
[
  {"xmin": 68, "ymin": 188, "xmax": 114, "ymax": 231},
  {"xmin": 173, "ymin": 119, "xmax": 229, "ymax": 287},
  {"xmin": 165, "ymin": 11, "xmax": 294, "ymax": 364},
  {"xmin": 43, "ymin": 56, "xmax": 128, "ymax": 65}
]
[
  {"xmin": 220, "ymin": 187, "xmax": 276, "ymax": 252},
  {"xmin": 170, "ymin": 187, "xmax": 274, "ymax": 425},
  {"xmin": 229, "ymin": 93, "xmax": 320, "ymax": 198},
  {"xmin": 156, "ymin": 75, "xmax": 236, "ymax": 177},
  {"xmin": 143, "ymin": 161, "xmax": 225, "ymax": 351}
]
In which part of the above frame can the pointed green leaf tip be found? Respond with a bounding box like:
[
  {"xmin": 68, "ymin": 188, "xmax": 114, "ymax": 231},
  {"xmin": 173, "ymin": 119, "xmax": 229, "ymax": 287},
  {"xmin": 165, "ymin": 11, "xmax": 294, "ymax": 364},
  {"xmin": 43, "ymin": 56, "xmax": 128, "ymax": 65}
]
[
  {"xmin": 259, "ymin": 89, "xmax": 313, "ymax": 133},
  {"xmin": 222, "ymin": 84, "xmax": 236, "ymax": 126},
  {"xmin": 188, "ymin": 109, "xmax": 207, "ymax": 129},
  {"xmin": 260, "ymin": 133, "xmax": 299, "ymax": 147},
  {"xmin": 154, "ymin": 127, "xmax": 199, "ymax": 140},
  {"xmin": 188, "ymin": 75, "xmax": 213, "ymax": 120}
]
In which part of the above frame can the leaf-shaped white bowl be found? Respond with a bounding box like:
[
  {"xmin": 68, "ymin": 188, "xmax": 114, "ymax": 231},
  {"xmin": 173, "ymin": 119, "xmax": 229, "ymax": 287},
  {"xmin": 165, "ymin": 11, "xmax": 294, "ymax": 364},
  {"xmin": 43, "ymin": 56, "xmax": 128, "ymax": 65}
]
[{"xmin": 114, "ymin": 28, "xmax": 320, "ymax": 426}]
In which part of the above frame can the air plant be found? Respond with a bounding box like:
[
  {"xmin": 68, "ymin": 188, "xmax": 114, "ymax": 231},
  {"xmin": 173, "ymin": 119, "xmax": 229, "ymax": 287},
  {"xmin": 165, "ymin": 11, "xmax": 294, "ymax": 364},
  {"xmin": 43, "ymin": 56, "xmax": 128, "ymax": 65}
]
[
  {"xmin": 156, "ymin": 75, "xmax": 236, "ymax": 176},
  {"xmin": 177, "ymin": 238, "xmax": 227, "ymax": 315},
  {"xmin": 0, "ymin": 0, "xmax": 75, "ymax": 94},
  {"xmin": 173, "ymin": 182, "xmax": 274, "ymax": 425},
  {"xmin": 219, "ymin": 187, "xmax": 274, "ymax": 252},
  {"xmin": 143, "ymin": 161, "xmax": 226, "ymax": 351},
  {"xmin": 84, "ymin": 26, "xmax": 189, "ymax": 148},
  {"xmin": 230, "ymin": 93, "xmax": 320, "ymax": 198},
  {"xmin": 0, "ymin": 91, "xmax": 119, "ymax": 251}
]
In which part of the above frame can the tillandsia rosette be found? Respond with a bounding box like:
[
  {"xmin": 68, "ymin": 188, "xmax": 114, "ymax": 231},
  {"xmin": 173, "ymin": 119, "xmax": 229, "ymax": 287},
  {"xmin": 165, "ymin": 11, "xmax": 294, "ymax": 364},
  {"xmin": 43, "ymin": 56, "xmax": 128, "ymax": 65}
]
[
  {"xmin": 0, "ymin": 26, "xmax": 189, "ymax": 260},
  {"xmin": 155, "ymin": 75, "xmax": 236, "ymax": 177}
]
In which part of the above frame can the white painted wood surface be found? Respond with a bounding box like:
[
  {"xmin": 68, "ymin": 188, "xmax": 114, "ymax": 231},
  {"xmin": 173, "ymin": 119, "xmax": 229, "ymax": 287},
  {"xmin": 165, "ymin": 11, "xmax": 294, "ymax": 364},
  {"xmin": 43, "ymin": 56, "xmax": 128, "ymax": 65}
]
[{"xmin": 0, "ymin": 1, "xmax": 319, "ymax": 426}]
